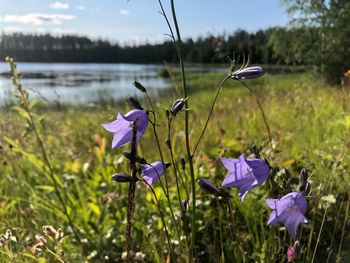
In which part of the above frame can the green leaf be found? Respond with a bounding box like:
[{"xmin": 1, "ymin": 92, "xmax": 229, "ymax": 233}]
[
  {"xmin": 36, "ymin": 185, "xmax": 55, "ymax": 192},
  {"xmin": 88, "ymin": 202, "xmax": 101, "ymax": 217},
  {"xmin": 12, "ymin": 105, "xmax": 30, "ymax": 121}
]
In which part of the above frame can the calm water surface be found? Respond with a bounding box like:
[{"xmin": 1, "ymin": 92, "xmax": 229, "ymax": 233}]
[{"xmin": 0, "ymin": 63, "xmax": 171, "ymax": 104}]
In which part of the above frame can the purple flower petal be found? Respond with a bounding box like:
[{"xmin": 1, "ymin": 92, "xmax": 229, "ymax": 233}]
[
  {"xmin": 232, "ymin": 66, "xmax": 265, "ymax": 80},
  {"xmin": 101, "ymin": 109, "xmax": 148, "ymax": 149},
  {"xmin": 141, "ymin": 161, "xmax": 169, "ymax": 187},
  {"xmin": 221, "ymin": 154, "xmax": 269, "ymax": 201},
  {"xmin": 266, "ymin": 192, "xmax": 308, "ymax": 237}
]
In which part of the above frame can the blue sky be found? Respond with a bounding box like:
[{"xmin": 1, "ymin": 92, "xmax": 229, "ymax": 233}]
[{"xmin": 0, "ymin": 0, "xmax": 289, "ymax": 44}]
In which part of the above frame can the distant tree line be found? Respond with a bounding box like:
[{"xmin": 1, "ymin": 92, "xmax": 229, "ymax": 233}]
[{"xmin": 0, "ymin": 29, "xmax": 304, "ymax": 65}]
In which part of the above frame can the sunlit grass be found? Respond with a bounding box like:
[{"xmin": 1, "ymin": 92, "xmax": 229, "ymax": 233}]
[{"xmin": 0, "ymin": 71, "xmax": 350, "ymax": 262}]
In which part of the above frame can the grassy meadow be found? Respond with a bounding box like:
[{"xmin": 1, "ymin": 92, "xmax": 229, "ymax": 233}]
[{"xmin": 1, "ymin": 68, "xmax": 350, "ymax": 262}]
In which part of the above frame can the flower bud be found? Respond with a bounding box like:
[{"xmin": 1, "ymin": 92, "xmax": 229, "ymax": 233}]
[
  {"xmin": 181, "ymin": 157, "xmax": 186, "ymax": 170},
  {"xmin": 170, "ymin": 98, "xmax": 187, "ymax": 116},
  {"xmin": 251, "ymin": 143, "xmax": 260, "ymax": 158},
  {"xmin": 180, "ymin": 200, "xmax": 188, "ymax": 215},
  {"xmin": 197, "ymin": 179, "xmax": 221, "ymax": 196},
  {"xmin": 133, "ymin": 80, "xmax": 146, "ymax": 93},
  {"xmin": 287, "ymin": 241, "xmax": 301, "ymax": 262},
  {"xmin": 112, "ymin": 173, "xmax": 135, "ymax": 183},
  {"xmin": 127, "ymin": 96, "xmax": 144, "ymax": 110},
  {"xmin": 123, "ymin": 152, "xmax": 147, "ymax": 164},
  {"xmin": 231, "ymin": 66, "xmax": 265, "ymax": 80},
  {"xmin": 302, "ymin": 182, "xmax": 311, "ymax": 196},
  {"xmin": 299, "ymin": 168, "xmax": 308, "ymax": 191}
]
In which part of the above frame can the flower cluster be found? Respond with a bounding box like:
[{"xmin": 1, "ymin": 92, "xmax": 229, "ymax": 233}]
[
  {"xmin": 102, "ymin": 65, "xmax": 309, "ymax": 262},
  {"xmin": 102, "ymin": 106, "xmax": 170, "ymax": 187},
  {"xmin": 198, "ymin": 153, "xmax": 309, "ymax": 238}
]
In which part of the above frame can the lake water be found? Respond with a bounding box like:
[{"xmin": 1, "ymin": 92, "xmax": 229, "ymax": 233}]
[{"xmin": 0, "ymin": 63, "xmax": 171, "ymax": 105}]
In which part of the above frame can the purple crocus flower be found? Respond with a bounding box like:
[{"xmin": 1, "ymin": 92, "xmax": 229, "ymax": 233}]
[
  {"xmin": 232, "ymin": 66, "xmax": 265, "ymax": 80},
  {"xmin": 266, "ymin": 192, "xmax": 308, "ymax": 237},
  {"xmin": 101, "ymin": 109, "xmax": 148, "ymax": 149},
  {"xmin": 221, "ymin": 155, "xmax": 269, "ymax": 200},
  {"xmin": 141, "ymin": 161, "xmax": 171, "ymax": 186}
]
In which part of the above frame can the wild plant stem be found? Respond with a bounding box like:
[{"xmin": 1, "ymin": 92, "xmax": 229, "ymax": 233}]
[
  {"xmin": 336, "ymin": 195, "xmax": 350, "ymax": 259},
  {"xmin": 238, "ymin": 80, "xmax": 272, "ymax": 144},
  {"xmin": 326, "ymin": 192, "xmax": 346, "ymax": 263},
  {"xmin": 146, "ymin": 93, "xmax": 170, "ymax": 196},
  {"xmin": 7, "ymin": 60, "xmax": 85, "ymax": 253},
  {"xmin": 310, "ymin": 149, "xmax": 344, "ymax": 262},
  {"xmin": 167, "ymin": 117, "xmax": 185, "ymax": 205},
  {"xmin": 142, "ymin": 179, "xmax": 175, "ymax": 260},
  {"xmin": 192, "ymin": 75, "xmax": 230, "ymax": 156},
  {"xmin": 125, "ymin": 124, "xmax": 138, "ymax": 262},
  {"xmin": 145, "ymin": 93, "xmax": 182, "ymax": 248},
  {"xmin": 169, "ymin": 0, "xmax": 197, "ymax": 259}
]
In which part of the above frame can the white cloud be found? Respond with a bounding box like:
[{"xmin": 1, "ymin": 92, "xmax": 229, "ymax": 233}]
[
  {"xmin": 77, "ymin": 5, "xmax": 86, "ymax": 11},
  {"xmin": 120, "ymin": 9, "xmax": 130, "ymax": 16},
  {"xmin": 49, "ymin": 2, "xmax": 70, "ymax": 10},
  {"xmin": 0, "ymin": 13, "xmax": 75, "ymax": 26},
  {"xmin": 3, "ymin": 26, "xmax": 22, "ymax": 33}
]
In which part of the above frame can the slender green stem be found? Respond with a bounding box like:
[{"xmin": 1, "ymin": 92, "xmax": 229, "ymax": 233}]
[
  {"xmin": 125, "ymin": 124, "xmax": 138, "ymax": 262},
  {"xmin": 142, "ymin": 178, "xmax": 175, "ymax": 260},
  {"xmin": 192, "ymin": 75, "xmax": 230, "ymax": 156},
  {"xmin": 310, "ymin": 149, "xmax": 345, "ymax": 262},
  {"xmin": 145, "ymin": 93, "xmax": 182, "ymax": 247},
  {"xmin": 336, "ymin": 195, "xmax": 350, "ymax": 260},
  {"xmin": 238, "ymin": 80, "xmax": 272, "ymax": 143},
  {"xmin": 326, "ymin": 192, "xmax": 345, "ymax": 263},
  {"xmin": 7, "ymin": 59, "xmax": 85, "ymax": 253},
  {"xmin": 167, "ymin": 117, "xmax": 183, "ymax": 206},
  {"xmin": 146, "ymin": 93, "xmax": 170, "ymax": 196},
  {"xmin": 169, "ymin": 0, "xmax": 197, "ymax": 259}
]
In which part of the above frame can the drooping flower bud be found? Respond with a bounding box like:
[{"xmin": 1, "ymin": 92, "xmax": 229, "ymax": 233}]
[
  {"xmin": 287, "ymin": 241, "xmax": 301, "ymax": 262},
  {"xmin": 180, "ymin": 200, "xmax": 188, "ymax": 215},
  {"xmin": 170, "ymin": 98, "xmax": 187, "ymax": 116},
  {"xmin": 112, "ymin": 173, "xmax": 135, "ymax": 183},
  {"xmin": 181, "ymin": 157, "xmax": 186, "ymax": 170},
  {"xmin": 133, "ymin": 80, "xmax": 147, "ymax": 93},
  {"xmin": 299, "ymin": 168, "xmax": 308, "ymax": 191},
  {"xmin": 251, "ymin": 143, "xmax": 260, "ymax": 158},
  {"xmin": 231, "ymin": 66, "xmax": 265, "ymax": 80},
  {"xmin": 123, "ymin": 152, "xmax": 147, "ymax": 164},
  {"xmin": 197, "ymin": 179, "xmax": 221, "ymax": 196},
  {"xmin": 302, "ymin": 182, "xmax": 311, "ymax": 196},
  {"xmin": 127, "ymin": 96, "xmax": 144, "ymax": 110}
]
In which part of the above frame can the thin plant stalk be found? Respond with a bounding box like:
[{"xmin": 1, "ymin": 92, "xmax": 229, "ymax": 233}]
[
  {"xmin": 168, "ymin": 1, "xmax": 198, "ymax": 258},
  {"xmin": 142, "ymin": 179, "xmax": 175, "ymax": 260},
  {"xmin": 145, "ymin": 93, "xmax": 183, "ymax": 246},
  {"xmin": 192, "ymin": 75, "xmax": 230, "ymax": 156},
  {"xmin": 6, "ymin": 58, "xmax": 85, "ymax": 253},
  {"xmin": 238, "ymin": 80, "xmax": 272, "ymax": 143},
  {"xmin": 145, "ymin": 92, "xmax": 170, "ymax": 195},
  {"xmin": 336, "ymin": 194, "xmax": 350, "ymax": 260},
  {"xmin": 167, "ymin": 116, "xmax": 186, "ymax": 204},
  {"xmin": 125, "ymin": 124, "xmax": 138, "ymax": 261},
  {"xmin": 326, "ymin": 192, "xmax": 346, "ymax": 263},
  {"xmin": 310, "ymin": 149, "xmax": 345, "ymax": 262}
]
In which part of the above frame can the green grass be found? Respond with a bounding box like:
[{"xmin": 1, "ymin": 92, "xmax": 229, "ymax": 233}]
[{"xmin": 1, "ymin": 70, "xmax": 350, "ymax": 262}]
